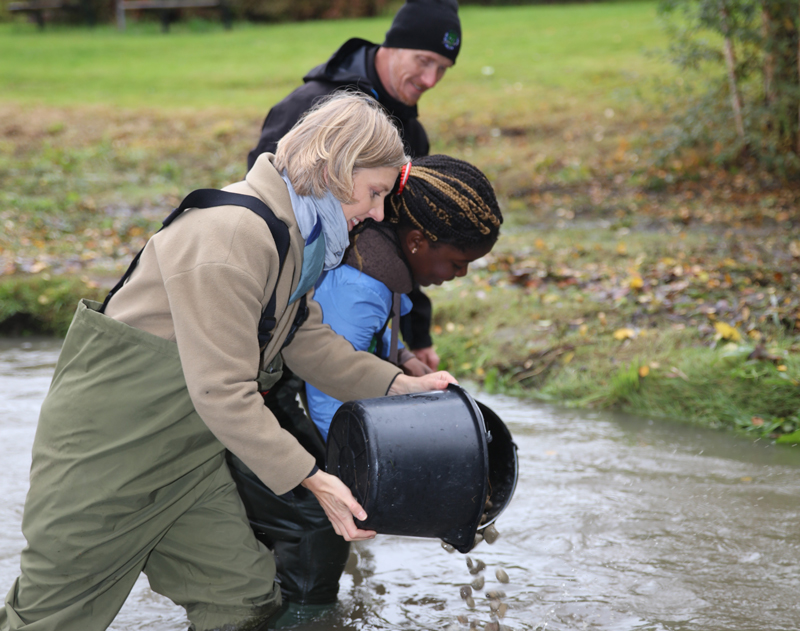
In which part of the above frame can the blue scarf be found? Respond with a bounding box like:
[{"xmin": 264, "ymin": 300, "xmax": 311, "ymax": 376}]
[{"xmin": 281, "ymin": 173, "xmax": 349, "ymax": 271}]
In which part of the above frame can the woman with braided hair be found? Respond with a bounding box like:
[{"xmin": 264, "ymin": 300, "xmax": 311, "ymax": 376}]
[
  {"xmin": 306, "ymin": 154, "xmax": 503, "ymax": 432},
  {"xmin": 229, "ymin": 155, "xmax": 501, "ymax": 623}
]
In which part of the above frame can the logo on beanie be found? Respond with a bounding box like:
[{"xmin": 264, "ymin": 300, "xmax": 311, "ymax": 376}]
[{"xmin": 442, "ymin": 30, "xmax": 460, "ymax": 51}]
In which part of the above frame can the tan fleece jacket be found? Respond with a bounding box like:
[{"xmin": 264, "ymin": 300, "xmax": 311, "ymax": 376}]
[{"xmin": 105, "ymin": 154, "xmax": 402, "ymax": 495}]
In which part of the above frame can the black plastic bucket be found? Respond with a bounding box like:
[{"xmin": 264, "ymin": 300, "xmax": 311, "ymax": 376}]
[{"xmin": 326, "ymin": 384, "xmax": 518, "ymax": 553}]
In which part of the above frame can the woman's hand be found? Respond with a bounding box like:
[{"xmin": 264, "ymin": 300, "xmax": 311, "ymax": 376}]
[
  {"xmin": 301, "ymin": 470, "xmax": 377, "ymax": 541},
  {"xmin": 412, "ymin": 346, "xmax": 440, "ymax": 371},
  {"xmin": 401, "ymin": 356, "xmax": 433, "ymax": 376},
  {"xmin": 388, "ymin": 371, "xmax": 458, "ymax": 396}
]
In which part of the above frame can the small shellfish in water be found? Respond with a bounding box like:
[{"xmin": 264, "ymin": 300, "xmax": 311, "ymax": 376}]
[
  {"xmin": 483, "ymin": 524, "xmax": 499, "ymax": 544},
  {"xmin": 471, "ymin": 575, "xmax": 484, "ymax": 590},
  {"xmin": 484, "ymin": 622, "xmax": 500, "ymax": 631},
  {"xmin": 457, "ymin": 615, "xmax": 468, "ymax": 624},
  {"xmin": 497, "ymin": 602, "xmax": 508, "ymax": 618},
  {"xmin": 466, "ymin": 596, "xmax": 475, "ymax": 608},
  {"xmin": 469, "ymin": 558, "xmax": 486, "ymax": 575},
  {"xmin": 489, "ymin": 599, "xmax": 501, "ymax": 613},
  {"xmin": 459, "ymin": 585, "xmax": 472, "ymax": 600},
  {"xmin": 466, "ymin": 556, "xmax": 474, "ymax": 571},
  {"xmin": 495, "ymin": 568, "xmax": 509, "ymax": 584},
  {"xmin": 486, "ymin": 590, "xmax": 506, "ymax": 600},
  {"xmin": 441, "ymin": 541, "xmax": 455, "ymax": 553}
]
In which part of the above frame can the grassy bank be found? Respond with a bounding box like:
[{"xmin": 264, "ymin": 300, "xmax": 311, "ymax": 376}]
[{"xmin": 2, "ymin": 2, "xmax": 799, "ymax": 441}]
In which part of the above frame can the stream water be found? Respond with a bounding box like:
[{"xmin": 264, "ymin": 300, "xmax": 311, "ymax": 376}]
[{"xmin": 2, "ymin": 339, "xmax": 800, "ymax": 630}]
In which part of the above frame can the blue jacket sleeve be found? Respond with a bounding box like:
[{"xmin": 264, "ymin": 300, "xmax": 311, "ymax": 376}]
[{"xmin": 305, "ymin": 266, "xmax": 395, "ymax": 440}]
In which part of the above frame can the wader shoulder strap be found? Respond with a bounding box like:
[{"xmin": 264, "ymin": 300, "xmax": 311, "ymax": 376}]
[
  {"xmin": 373, "ymin": 291, "xmax": 402, "ymax": 365},
  {"xmin": 100, "ymin": 189, "xmax": 292, "ymax": 349},
  {"xmin": 389, "ymin": 291, "xmax": 401, "ymax": 365}
]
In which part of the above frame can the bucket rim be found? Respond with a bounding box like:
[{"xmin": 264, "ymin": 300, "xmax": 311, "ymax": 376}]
[{"xmin": 474, "ymin": 400, "xmax": 519, "ymax": 530}]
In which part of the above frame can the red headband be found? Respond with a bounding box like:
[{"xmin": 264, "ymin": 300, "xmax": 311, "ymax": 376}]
[{"xmin": 396, "ymin": 162, "xmax": 412, "ymax": 196}]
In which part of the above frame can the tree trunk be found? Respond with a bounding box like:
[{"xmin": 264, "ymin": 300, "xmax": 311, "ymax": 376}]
[
  {"xmin": 116, "ymin": 0, "xmax": 126, "ymax": 30},
  {"xmin": 797, "ymin": 0, "xmax": 800, "ymax": 155},
  {"xmin": 762, "ymin": 3, "xmax": 776, "ymax": 106},
  {"xmin": 720, "ymin": 2, "xmax": 747, "ymax": 144}
]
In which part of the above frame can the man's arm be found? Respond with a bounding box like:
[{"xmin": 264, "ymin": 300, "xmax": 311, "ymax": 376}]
[{"xmin": 400, "ymin": 285, "xmax": 439, "ymax": 369}]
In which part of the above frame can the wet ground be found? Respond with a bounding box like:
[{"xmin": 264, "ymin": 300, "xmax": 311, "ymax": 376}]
[{"xmin": 2, "ymin": 339, "xmax": 800, "ymax": 630}]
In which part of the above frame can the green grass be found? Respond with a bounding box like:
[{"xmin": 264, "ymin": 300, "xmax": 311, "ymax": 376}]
[
  {"xmin": 429, "ymin": 276, "xmax": 800, "ymax": 438},
  {"xmin": 0, "ymin": 2, "xmax": 672, "ymax": 114}
]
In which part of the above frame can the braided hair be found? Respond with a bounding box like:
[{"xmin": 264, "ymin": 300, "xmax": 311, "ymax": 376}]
[{"xmin": 385, "ymin": 155, "xmax": 503, "ymax": 250}]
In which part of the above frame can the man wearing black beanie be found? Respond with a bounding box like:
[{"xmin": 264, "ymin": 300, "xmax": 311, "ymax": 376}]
[
  {"xmin": 247, "ymin": 0, "xmax": 460, "ymax": 365},
  {"xmin": 237, "ymin": 1, "xmax": 461, "ymax": 618},
  {"xmin": 247, "ymin": 0, "xmax": 460, "ymax": 168}
]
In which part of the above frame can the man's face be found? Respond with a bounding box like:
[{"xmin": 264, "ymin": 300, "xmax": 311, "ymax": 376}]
[{"xmin": 383, "ymin": 48, "xmax": 454, "ymax": 106}]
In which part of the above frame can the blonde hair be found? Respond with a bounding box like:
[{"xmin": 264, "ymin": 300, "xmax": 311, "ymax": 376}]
[{"xmin": 274, "ymin": 92, "xmax": 409, "ymax": 203}]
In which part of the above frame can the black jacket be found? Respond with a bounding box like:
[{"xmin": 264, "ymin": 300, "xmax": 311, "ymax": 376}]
[
  {"xmin": 247, "ymin": 39, "xmax": 430, "ymax": 169},
  {"xmin": 247, "ymin": 39, "xmax": 433, "ymax": 350}
]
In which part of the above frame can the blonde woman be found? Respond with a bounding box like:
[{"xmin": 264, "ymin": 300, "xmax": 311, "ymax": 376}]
[{"xmin": 0, "ymin": 93, "xmax": 456, "ymax": 631}]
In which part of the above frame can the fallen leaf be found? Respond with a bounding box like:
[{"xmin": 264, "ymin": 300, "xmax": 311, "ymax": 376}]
[
  {"xmin": 714, "ymin": 321, "xmax": 742, "ymax": 342},
  {"xmin": 638, "ymin": 365, "xmax": 650, "ymax": 377},
  {"xmin": 747, "ymin": 344, "xmax": 782, "ymax": 364},
  {"xmin": 613, "ymin": 328, "xmax": 636, "ymax": 341},
  {"xmin": 667, "ymin": 366, "xmax": 689, "ymax": 380}
]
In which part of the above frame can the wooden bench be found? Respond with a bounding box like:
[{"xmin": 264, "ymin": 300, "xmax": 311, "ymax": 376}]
[
  {"xmin": 116, "ymin": 0, "xmax": 232, "ymax": 32},
  {"xmin": 8, "ymin": 0, "xmax": 95, "ymax": 28}
]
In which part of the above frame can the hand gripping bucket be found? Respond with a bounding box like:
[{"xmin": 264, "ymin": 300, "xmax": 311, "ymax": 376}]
[{"xmin": 326, "ymin": 385, "xmax": 518, "ymax": 553}]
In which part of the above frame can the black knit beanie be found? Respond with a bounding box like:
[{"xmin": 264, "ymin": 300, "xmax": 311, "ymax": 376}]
[{"xmin": 383, "ymin": 0, "xmax": 461, "ymax": 64}]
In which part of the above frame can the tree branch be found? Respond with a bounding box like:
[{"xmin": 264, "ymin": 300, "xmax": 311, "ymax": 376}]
[{"xmin": 720, "ymin": 1, "xmax": 746, "ymax": 144}]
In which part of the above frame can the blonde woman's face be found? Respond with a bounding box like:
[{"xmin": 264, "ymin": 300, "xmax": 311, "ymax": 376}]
[{"xmin": 342, "ymin": 167, "xmax": 399, "ymax": 231}]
